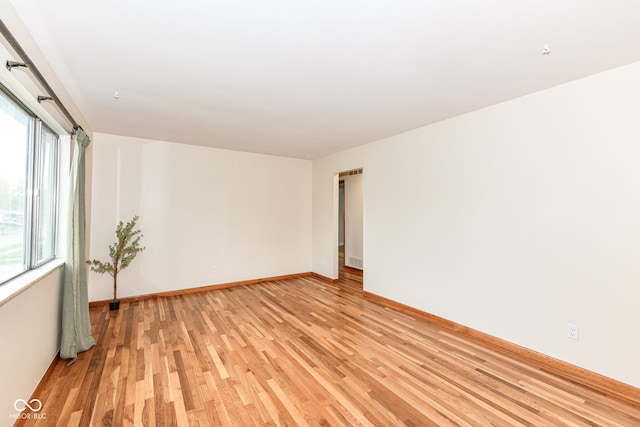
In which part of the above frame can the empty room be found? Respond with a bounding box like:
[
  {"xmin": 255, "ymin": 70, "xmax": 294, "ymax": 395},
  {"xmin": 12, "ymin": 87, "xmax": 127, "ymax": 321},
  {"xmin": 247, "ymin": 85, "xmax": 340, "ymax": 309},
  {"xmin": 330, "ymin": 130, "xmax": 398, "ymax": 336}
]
[{"xmin": 1, "ymin": 1, "xmax": 640, "ymax": 425}]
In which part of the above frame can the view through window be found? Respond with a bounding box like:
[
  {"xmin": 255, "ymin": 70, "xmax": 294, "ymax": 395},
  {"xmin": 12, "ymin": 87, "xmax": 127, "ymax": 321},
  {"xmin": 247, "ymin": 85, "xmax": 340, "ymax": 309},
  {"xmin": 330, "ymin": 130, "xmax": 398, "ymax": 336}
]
[{"xmin": 0, "ymin": 86, "xmax": 59, "ymax": 285}]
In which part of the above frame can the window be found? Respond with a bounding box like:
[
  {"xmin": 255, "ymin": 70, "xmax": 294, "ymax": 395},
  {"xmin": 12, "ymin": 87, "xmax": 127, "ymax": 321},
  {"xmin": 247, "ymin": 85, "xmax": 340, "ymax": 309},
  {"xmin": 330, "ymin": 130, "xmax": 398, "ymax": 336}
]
[{"xmin": 0, "ymin": 86, "xmax": 59, "ymax": 285}]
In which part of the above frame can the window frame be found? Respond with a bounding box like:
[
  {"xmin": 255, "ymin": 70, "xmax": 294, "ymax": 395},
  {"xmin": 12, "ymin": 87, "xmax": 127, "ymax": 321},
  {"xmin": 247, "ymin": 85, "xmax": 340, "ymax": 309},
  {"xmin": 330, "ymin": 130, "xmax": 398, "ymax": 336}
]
[
  {"xmin": 33, "ymin": 121, "xmax": 60, "ymax": 267},
  {"xmin": 0, "ymin": 83, "xmax": 60, "ymax": 285}
]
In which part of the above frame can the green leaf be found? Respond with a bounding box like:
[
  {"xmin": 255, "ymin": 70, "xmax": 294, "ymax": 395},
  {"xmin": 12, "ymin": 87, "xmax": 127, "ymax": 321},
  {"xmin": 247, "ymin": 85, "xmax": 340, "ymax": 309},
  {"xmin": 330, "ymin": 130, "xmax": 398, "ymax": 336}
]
[{"xmin": 86, "ymin": 215, "xmax": 145, "ymax": 286}]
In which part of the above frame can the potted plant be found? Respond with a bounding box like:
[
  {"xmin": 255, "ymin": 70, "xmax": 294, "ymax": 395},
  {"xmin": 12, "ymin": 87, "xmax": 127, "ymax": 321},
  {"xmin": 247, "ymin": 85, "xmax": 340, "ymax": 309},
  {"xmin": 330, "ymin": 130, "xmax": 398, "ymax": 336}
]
[{"xmin": 87, "ymin": 215, "xmax": 145, "ymax": 310}]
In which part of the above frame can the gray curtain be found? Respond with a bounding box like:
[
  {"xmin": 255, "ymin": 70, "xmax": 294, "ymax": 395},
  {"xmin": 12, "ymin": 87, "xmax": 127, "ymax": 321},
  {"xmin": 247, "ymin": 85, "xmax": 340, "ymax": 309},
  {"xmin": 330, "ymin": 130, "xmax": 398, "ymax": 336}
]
[{"xmin": 60, "ymin": 128, "xmax": 96, "ymax": 362}]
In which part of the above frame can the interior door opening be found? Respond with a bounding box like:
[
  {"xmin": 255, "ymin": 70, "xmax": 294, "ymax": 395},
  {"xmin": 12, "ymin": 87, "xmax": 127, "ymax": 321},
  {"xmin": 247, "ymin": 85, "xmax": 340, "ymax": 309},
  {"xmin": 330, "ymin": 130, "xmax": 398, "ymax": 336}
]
[{"xmin": 337, "ymin": 168, "xmax": 363, "ymax": 287}]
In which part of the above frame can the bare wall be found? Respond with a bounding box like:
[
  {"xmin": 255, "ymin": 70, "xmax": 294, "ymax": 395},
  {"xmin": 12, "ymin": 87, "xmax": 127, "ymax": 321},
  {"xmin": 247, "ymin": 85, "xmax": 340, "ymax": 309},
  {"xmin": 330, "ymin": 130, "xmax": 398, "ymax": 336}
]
[
  {"xmin": 312, "ymin": 61, "xmax": 640, "ymax": 388},
  {"xmin": 0, "ymin": 266, "xmax": 64, "ymax": 425},
  {"xmin": 88, "ymin": 133, "xmax": 312, "ymax": 301}
]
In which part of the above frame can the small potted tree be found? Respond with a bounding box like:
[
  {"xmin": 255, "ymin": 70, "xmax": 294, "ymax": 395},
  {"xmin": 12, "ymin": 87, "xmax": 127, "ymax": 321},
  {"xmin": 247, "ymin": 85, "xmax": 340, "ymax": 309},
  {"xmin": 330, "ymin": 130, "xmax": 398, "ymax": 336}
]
[{"xmin": 87, "ymin": 215, "xmax": 145, "ymax": 310}]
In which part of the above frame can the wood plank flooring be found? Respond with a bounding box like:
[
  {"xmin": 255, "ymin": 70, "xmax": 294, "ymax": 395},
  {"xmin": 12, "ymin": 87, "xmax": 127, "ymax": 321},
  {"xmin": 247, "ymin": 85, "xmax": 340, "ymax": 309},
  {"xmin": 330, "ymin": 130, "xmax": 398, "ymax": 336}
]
[{"xmin": 16, "ymin": 275, "xmax": 640, "ymax": 426}]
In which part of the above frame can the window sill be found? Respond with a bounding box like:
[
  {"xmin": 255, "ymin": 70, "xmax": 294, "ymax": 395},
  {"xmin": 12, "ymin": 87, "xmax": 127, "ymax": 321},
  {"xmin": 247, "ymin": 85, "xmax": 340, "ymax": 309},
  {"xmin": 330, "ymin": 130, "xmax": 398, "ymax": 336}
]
[{"xmin": 0, "ymin": 259, "xmax": 65, "ymax": 308}]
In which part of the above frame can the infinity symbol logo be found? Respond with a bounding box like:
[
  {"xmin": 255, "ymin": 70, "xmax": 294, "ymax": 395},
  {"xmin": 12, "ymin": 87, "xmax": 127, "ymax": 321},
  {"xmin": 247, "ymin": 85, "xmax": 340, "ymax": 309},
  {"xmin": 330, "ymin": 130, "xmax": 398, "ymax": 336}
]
[{"xmin": 14, "ymin": 398, "xmax": 43, "ymax": 412}]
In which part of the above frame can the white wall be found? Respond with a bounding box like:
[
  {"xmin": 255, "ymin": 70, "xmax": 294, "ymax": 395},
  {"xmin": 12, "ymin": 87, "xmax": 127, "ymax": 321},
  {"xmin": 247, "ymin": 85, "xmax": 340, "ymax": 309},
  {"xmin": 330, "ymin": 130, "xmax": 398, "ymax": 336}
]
[
  {"xmin": 312, "ymin": 61, "xmax": 640, "ymax": 388},
  {"xmin": 0, "ymin": 265, "xmax": 64, "ymax": 426},
  {"xmin": 88, "ymin": 133, "xmax": 312, "ymax": 301},
  {"xmin": 343, "ymin": 174, "xmax": 363, "ymax": 269}
]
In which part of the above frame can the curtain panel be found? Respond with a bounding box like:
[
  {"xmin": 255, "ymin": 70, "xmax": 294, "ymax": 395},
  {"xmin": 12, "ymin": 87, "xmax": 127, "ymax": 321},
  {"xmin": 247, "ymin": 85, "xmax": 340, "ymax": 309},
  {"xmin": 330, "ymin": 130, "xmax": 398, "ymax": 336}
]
[{"xmin": 60, "ymin": 128, "xmax": 96, "ymax": 362}]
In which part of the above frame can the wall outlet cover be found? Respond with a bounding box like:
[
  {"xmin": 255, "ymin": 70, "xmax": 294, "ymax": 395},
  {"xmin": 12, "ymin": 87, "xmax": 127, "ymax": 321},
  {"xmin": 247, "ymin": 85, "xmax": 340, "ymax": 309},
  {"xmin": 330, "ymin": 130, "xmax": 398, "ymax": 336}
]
[{"xmin": 567, "ymin": 323, "xmax": 579, "ymax": 340}]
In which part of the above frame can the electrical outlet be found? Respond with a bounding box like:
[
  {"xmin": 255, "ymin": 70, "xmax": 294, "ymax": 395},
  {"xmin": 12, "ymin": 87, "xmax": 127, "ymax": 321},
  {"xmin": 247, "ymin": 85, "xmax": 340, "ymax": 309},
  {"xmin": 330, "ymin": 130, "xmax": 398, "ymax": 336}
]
[
  {"xmin": 211, "ymin": 265, "xmax": 217, "ymax": 273},
  {"xmin": 567, "ymin": 323, "xmax": 579, "ymax": 340}
]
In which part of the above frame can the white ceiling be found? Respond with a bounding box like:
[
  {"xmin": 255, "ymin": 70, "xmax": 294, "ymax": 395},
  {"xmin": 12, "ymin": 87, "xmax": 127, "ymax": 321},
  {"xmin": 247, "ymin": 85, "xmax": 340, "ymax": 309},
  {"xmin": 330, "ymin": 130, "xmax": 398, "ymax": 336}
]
[{"xmin": 8, "ymin": 0, "xmax": 640, "ymax": 159}]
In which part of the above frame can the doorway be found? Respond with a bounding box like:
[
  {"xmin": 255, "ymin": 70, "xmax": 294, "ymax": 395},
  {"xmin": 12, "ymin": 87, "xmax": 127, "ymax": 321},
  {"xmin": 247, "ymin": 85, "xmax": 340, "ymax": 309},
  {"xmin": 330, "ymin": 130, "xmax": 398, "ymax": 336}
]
[{"xmin": 337, "ymin": 168, "xmax": 363, "ymax": 286}]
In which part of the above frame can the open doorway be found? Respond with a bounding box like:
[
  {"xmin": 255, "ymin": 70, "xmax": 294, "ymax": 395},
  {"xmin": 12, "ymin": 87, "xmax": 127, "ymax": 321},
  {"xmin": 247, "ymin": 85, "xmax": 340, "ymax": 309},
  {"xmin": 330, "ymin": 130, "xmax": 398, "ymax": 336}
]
[{"xmin": 337, "ymin": 168, "xmax": 363, "ymax": 286}]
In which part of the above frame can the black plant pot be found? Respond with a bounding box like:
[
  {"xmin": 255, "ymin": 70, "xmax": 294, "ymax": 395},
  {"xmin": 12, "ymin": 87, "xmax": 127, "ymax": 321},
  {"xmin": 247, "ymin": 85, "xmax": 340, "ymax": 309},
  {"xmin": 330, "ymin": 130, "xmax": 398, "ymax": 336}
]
[{"xmin": 109, "ymin": 300, "xmax": 120, "ymax": 311}]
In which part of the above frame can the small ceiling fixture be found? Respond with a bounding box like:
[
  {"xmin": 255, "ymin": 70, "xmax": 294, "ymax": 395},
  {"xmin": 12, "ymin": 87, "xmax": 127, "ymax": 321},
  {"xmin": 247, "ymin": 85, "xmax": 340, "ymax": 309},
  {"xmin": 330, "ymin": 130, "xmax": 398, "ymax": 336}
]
[
  {"xmin": 113, "ymin": 91, "xmax": 120, "ymax": 100},
  {"xmin": 542, "ymin": 44, "xmax": 551, "ymax": 55}
]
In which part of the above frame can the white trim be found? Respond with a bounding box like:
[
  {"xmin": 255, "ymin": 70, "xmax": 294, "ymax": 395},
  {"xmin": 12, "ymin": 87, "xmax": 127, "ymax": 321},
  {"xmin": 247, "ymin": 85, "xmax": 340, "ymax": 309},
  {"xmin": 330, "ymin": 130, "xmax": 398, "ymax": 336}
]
[{"xmin": 0, "ymin": 259, "xmax": 64, "ymax": 307}]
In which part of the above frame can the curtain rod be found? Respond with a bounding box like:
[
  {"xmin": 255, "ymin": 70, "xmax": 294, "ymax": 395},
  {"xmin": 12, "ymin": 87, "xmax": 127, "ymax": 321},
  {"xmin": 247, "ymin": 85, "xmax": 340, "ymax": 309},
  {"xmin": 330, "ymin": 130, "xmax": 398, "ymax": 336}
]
[{"xmin": 0, "ymin": 18, "xmax": 80, "ymax": 132}]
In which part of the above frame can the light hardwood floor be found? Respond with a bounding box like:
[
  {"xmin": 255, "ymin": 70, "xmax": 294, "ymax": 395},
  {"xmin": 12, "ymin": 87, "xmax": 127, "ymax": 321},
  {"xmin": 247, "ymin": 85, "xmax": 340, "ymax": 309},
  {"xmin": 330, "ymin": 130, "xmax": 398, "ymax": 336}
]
[{"xmin": 16, "ymin": 274, "xmax": 640, "ymax": 426}]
